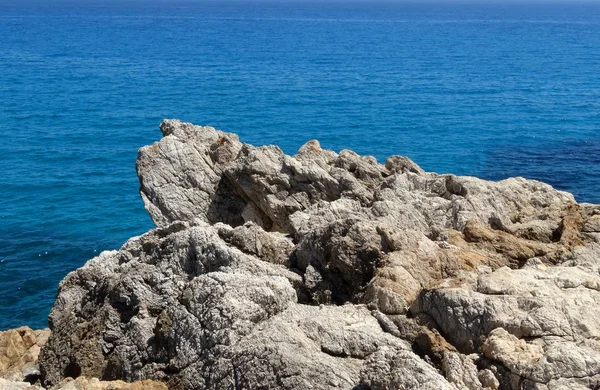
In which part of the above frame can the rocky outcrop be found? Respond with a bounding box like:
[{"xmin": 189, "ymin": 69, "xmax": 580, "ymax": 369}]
[
  {"xmin": 0, "ymin": 377, "xmax": 168, "ymax": 390},
  {"xmin": 0, "ymin": 327, "xmax": 166, "ymax": 390},
  {"xmin": 51, "ymin": 377, "xmax": 168, "ymax": 390},
  {"xmin": 1, "ymin": 326, "xmax": 50, "ymax": 384},
  {"xmin": 36, "ymin": 120, "xmax": 600, "ymax": 389}
]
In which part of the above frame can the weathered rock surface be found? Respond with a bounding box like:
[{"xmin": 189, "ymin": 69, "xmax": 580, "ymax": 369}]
[
  {"xmin": 51, "ymin": 377, "xmax": 168, "ymax": 390},
  {"xmin": 0, "ymin": 378, "xmax": 43, "ymax": 390},
  {"xmin": 36, "ymin": 120, "xmax": 600, "ymax": 389},
  {"xmin": 0, "ymin": 327, "xmax": 167, "ymax": 390},
  {"xmin": 0, "ymin": 376, "xmax": 172, "ymax": 390},
  {"xmin": 1, "ymin": 326, "xmax": 50, "ymax": 384}
]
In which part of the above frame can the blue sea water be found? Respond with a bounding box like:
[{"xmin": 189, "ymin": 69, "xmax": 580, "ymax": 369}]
[{"xmin": 1, "ymin": 1, "xmax": 600, "ymax": 330}]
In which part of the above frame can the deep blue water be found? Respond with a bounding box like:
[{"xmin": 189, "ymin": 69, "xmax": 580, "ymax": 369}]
[{"xmin": 1, "ymin": 1, "xmax": 600, "ymax": 330}]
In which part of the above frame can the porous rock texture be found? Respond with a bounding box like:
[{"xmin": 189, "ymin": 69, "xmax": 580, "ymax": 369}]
[
  {"xmin": 0, "ymin": 327, "xmax": 166, "ymax": 390},
  {"xmin": 38, "ymin": 120, "xmax": 600, "ymax": 389}
]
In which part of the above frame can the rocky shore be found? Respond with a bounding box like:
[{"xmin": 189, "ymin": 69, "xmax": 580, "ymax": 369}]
[{"xmin": 3, "ymin": 120, "xmax": 600, "ymax": 389}]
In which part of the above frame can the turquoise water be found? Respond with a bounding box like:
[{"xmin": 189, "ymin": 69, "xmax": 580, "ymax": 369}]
[{"xmin": 1, "ymin": 1, "xmax": 599, "ymax": 330}]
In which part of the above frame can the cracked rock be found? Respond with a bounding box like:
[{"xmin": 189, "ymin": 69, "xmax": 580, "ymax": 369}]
[{"xmin": 35, "ymin": 120, "xmax": 600, "ymax": 389}]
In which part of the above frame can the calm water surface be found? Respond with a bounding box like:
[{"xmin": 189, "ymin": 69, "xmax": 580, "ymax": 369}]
[{"xmin": 1, "ymin": 1, "xmax": 599, "ymax": 329}]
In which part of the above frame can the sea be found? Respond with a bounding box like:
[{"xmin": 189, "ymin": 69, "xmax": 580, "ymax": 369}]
[{"xmin": 1, "ymin": 0, "xmax": 599, "ymax": 330}]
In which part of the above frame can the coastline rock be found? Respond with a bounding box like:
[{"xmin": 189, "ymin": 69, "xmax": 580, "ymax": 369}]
[
  {"xmin": 0, "ymin": 378, "xmax": 43, "ymax": 390},
  {"xmin": 1, "ymin": 326, "xmax": 50, "ymax": 383},
  {"xmin": 37, "ymin": 221, "xmax": 458, "ymax": 389},
  {"xmin": 411, "ymin": 260, "xmax": 600, "ymax": 388},
  {"xmin": 52, "ymin": 377, "xmax": 168, "ymax": 390},
  {"xmin": 35, "ymin": 120, "xmax": 600, "ymax": 389},
  {"xmin": 0, "ymin": 376, "xmax": 167, "ymax": 390},
  {"xmin": 0, "ymin": 328, "xmax": 167, "ymax": 389}
]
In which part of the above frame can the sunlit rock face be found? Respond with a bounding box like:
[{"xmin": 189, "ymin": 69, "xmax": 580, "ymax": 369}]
[{"xmin": 38, "ymin": 120, "xmax": 600, "ymax": 390}]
